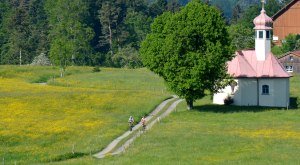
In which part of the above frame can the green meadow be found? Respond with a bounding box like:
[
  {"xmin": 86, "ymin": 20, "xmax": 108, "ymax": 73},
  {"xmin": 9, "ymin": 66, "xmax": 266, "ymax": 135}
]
[
  {"xmin": 1, "ymin": 66, "xmax": 300, "ymax": 164},
  {"xmin": 59, "ymin": 75, "xmax": 300, "ymax": 164},
  {"xmin": 0, "ymin": 66, "xmax": 170, "ymax": 164}
]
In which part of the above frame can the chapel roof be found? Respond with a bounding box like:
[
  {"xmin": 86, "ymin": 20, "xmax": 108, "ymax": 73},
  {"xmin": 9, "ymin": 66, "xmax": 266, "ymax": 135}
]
[{"xmin": 228, "ymin": 50, "xmax": 291, "ymax": 78}]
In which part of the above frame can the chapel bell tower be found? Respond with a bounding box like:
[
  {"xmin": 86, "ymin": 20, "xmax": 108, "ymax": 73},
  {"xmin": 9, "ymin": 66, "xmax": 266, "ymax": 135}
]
[{"xmin": 253, "ymin": 0, "xmax": 273, "ymax": 61}]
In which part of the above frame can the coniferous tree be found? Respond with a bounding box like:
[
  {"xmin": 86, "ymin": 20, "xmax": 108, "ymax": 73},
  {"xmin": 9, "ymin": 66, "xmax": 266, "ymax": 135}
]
[{"xmin": 1, "ymin": 0, "xmax": 32, "ymax": 65}]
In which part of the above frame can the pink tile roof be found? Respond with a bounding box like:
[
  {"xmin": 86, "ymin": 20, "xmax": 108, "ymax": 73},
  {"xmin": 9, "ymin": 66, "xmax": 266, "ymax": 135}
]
[{"xmin": 228, "ymin": 50, "xmax": 290, "ymax": 78}]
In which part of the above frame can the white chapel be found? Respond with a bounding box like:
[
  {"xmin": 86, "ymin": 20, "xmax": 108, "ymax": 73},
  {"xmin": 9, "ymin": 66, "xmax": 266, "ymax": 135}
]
[{"xmin": 213, "ymin": 1, "xmax": 291, "ymax": 107}]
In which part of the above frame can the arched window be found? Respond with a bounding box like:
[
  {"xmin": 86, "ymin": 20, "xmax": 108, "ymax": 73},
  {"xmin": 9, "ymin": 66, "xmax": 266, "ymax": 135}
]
[{"xmin": 262, "ymin": 85, "xmax": 269, "ymax": 95}]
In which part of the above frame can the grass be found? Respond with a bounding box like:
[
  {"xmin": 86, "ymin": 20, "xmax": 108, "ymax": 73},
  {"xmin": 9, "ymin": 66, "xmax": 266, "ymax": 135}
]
[
  {"xmin": 58, "ymin": 75, "xmax": 300, "ymax": 164},
  {"xmin": 0, "ymin": 65, "xmax": 171, "ymax": 164},
  {"xmin": 1, "ymin": 65, "xmax": 299, "ymax": 164}
]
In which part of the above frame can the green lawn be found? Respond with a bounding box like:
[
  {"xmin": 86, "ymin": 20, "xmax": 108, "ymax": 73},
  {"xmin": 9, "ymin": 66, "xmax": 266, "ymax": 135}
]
[
  {"xmin": 59, "ymin": 75, "xmax": 300, "ymax": 164},
  {"xmin": 2, "ymin": 65, "xmax": 299, "ymax": 164},
  {"xmin": 0, "ymin": 66, "xmax": 171, "ymax": 164}
]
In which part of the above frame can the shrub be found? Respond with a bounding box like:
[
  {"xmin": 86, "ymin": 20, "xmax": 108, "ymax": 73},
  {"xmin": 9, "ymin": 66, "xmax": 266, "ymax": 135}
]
[
  {"xmin": 224, "ymin": 96, "xmax": 234, "ymax": 105},
  {"xmin": 92, "ymin": 66, "xmax": 101, "ymax": 72},
  {"xmin": 31, "ymin": 53, "xmax": 51, "ymax": 66},
  {"xmin": 111, "ymin": 46, "xmax": 143, "ymax": 68}
]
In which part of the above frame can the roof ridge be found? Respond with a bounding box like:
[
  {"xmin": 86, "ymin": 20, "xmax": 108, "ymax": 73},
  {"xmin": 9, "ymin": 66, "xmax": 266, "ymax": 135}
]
[{"xmin": 272, "ymin": 0, "xmax": 299, "ymax": 20}]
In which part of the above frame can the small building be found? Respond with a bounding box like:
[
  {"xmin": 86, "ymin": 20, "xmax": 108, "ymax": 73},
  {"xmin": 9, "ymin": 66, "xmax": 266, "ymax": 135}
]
[
  {"xmin": 213, "ymin": 3, "xmax": 291, "ymax": 107},
  {"xmin": 272, "ymin": 0, "xmax": 300, "ymax": 44},
  {"xmin": 278, "ymin": 50, "xmax": 300, "ymax": 74}
]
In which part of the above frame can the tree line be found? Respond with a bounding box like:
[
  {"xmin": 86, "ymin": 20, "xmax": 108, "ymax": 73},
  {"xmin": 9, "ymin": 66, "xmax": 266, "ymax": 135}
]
[
  {"xmin": 0, "ymin": 0, "xmax": 182, "ymax": 68},
  {"xmin": 0, "ymin": 0, "xmax": 295, "ymax": 68}
]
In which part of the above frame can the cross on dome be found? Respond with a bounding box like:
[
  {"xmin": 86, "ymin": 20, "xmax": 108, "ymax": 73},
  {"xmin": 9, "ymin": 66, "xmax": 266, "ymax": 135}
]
[{"xmin": 261, "ymin": 0, "xmax": 265, "ymax": 9}]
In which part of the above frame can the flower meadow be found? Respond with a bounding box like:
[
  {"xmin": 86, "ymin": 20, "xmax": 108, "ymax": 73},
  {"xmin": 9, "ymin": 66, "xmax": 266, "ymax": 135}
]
[{"xmin": 0, "ymin": 66, "xmax": 170, "ymax": 164}]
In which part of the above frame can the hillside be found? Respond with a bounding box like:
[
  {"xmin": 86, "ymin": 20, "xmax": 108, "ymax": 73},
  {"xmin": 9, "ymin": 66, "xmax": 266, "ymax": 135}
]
[
  {"xmin": 61, "ymin": 74, "xmax": 300, "ymax": 164},
  {"xmin": 0, "ymin": 66, "xmax": 171, "ymax": 164}
]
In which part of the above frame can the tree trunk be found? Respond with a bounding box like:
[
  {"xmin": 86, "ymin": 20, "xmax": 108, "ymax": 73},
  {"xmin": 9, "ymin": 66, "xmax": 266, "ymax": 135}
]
[
  {"xmin": 186, "ymin": 99, "xmax": 193, "ymax": 110},
  {"xmin": 108, "ymin": 22, "xmax": 113, "ymax": 55},
  {"xmin": 60, "ymin": 67, "xmax": 64, "ymax": 77},
  {"xmin": 19, "ymin": 49, "xmax": 22, "ymax": 66}
]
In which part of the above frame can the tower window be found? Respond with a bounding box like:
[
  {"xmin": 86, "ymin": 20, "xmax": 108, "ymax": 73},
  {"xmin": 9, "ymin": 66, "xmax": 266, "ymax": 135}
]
[
  {"xmin": 262, "ymin": 85, "xmax": 269, "ymax": 95},
  {"xmin": 266, "ymin": 31, "xmax": 270, "ymax": 39},
  {"xmin": 289, "ymin": 56, "xmax": 294, "ymax": 61},
  {"xmin": 259, "ymin": 31, "xmax": 263, "ymax": 39}
]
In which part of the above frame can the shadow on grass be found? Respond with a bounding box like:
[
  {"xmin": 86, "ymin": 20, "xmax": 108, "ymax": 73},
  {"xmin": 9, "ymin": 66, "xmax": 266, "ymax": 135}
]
[
  {"xmin": 193, "ymin": 104, "xmax": 292, "ymax": 114},
  {"xmin": 193, "ymin": 102, "xmax": 298, "ymax": 113},
  {"xmin": 290, "ymin": 97, "xmax": 298, "ymax": 109},
  {"xmin": 192, "ymin": 97, "xmax": 299, "ymax": 113},
  {"xmin": 44, "ymin": 152, "xmax": 87, "ymax": 163}
]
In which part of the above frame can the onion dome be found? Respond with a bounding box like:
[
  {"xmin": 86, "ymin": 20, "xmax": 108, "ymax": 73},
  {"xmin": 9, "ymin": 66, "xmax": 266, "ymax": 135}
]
[{"xmin": 253, "ymin": 9, "xmax": 273, "ymax": 30}]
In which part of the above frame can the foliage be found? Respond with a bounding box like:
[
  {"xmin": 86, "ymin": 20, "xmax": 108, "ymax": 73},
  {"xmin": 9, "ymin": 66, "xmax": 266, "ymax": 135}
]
[
  {"xmin": 228, "ymin": 24, "xmax": 254, "ymax": 50},
  {"xmin": 92, "ymin": 66, "xmax": 101, "ymax": 72},
  {"xmin": 45, "ymin": 0, "xmax": 94, "ymax": 77},
  {"xmin": 272, "ymin": 34, "xmax": 300, "ymax": 56},
  {"xmin": 271, "ymin": 45, "xmax": 284, "ymax": 56},
  {"xmin": 30, "ymin": 52, "xmax": 51, "ymax": 66},
  {"xmin": 0, "ymin": 0, "xmax": 294, "ymax": 66},
  {"xmin": 282, "ymin": 34, "xmax": 300, "ymax": 52},
  {"xmin": 0, "ymin": 0, "xmax": 49, "ymax": 65},
  {"xmin": 140, "ymin": 0, "xmax": 233, "ymax": 109},
  {"xmin": 112, "ymin": 46, "xmax": 143, "ymax": 68},
  {"xmin": 0, "ymin": 66, "xmax": 170, "ymax": 164}
]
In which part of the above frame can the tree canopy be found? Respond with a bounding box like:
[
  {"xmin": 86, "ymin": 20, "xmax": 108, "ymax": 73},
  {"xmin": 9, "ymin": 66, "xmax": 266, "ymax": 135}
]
[
  {"xmin": 0, "ymin": 0, "xmax": 294, "ymax": 67},
  {"xmin": 140, "ymin": 0, "xmax": 233, "ymax": 109}
]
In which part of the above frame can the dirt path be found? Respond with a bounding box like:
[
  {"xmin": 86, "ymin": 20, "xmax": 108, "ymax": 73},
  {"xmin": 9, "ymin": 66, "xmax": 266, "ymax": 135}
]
[{"xmin": 93, "ymin": 96, "xmax": 184, "ymax": 159}]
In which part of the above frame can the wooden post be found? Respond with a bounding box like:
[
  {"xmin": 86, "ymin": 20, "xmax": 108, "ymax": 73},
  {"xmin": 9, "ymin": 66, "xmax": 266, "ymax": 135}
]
[{"xmin": 72, "ymin": 144, "xmax": 75, "ymax": 154}]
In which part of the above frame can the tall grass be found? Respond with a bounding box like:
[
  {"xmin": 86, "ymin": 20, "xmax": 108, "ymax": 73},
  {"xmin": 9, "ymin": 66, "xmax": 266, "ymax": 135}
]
[
  {"xmin": 60, "ymin": 75, "xmax": 300, "ymax": 164},
  {"xmin": 0, "ymin": 66, "xmax": 170, "ymax": 164}
]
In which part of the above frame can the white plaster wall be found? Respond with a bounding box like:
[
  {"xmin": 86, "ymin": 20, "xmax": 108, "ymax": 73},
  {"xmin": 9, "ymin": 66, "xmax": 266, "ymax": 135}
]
[
  {"xmin": 213, "ymin": 78, "xmax": 290, "ymax": 107},
  {"xmin": 259, "ymin": 78, "xmax": 290, "ymax": 107},
  {"xmin": 255, "ymin": 30, "xmax": 271, "ymax": 61},
  {"xmin": 234, "ymin": 79, "xmax": 257, "ymax": 106},
  {"xmin": 213, "ymin": 79, "xmax": 257, "ymax": 106},
  {"xmin": 213, "ymin": 84, "xmax": 233, "ymax": 105}
]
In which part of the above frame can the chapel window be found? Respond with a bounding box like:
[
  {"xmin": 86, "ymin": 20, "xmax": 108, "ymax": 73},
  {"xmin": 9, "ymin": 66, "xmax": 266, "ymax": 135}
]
[{"xmin": 262, "ymin": 85, "xmax": 269, "ymax": 95}]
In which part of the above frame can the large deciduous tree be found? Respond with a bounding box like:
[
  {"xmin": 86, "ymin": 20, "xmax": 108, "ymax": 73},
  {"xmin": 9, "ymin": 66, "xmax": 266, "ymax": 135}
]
[
  {"xmin": 140, "ymin": 0, "xmax": 233, "ymax": 110},
  {"xmin": 45, "ymin": 0, "xmax": 94, "ymax": 77}
]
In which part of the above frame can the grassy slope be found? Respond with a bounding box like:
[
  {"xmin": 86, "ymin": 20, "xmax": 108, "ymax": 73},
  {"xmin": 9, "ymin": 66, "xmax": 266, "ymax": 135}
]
[
  {"xmin": 0, "ymin": 66, "xmax": 171, "ymax": 164},
  {"xmin": 61, "ymin": 75, "xmax": 300, "ymax": 164}
]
